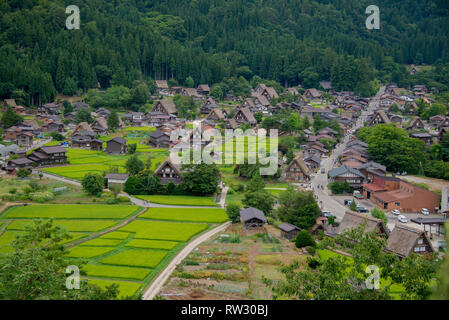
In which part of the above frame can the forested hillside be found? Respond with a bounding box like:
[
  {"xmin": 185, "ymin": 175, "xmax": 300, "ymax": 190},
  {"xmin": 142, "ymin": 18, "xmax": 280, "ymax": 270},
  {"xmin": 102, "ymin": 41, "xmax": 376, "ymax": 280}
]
[{"xmin": 1, "ymin": 0, "xmax": 449, "ymax": 105}]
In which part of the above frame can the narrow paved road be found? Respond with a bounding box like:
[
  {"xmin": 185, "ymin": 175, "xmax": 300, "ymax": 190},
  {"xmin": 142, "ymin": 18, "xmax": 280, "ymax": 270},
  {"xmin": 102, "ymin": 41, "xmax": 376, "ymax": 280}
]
[
  {"xmin": 310, "ymin": 86, "xmax": 384, "ymax": 221},
  {"xmin": 142, "ymin": 221, "xmax": 232, "ymax": 300}
]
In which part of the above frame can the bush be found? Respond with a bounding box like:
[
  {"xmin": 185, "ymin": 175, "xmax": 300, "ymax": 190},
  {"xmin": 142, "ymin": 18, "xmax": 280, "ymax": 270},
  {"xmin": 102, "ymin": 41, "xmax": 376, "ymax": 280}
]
[
  {"xmin": 29, "ymin": 192, "xmax": 54, "ymax": 203},
  {"xmin": 107, "ymin": 198, "xmax": 119, "ymax": 204},
  {"xmin": 307, "ymin": 257, "xmax": 321, "ymax": 269},
  {"xmin": 295, "ymin": 230, "xmax": 315, "ymax": 248},
  {"xmin": 226, "ymin": 203, "xmax": 241, "ymax": 223},
  {"xmin": 82, "ymin": 173, "xmax": 104, "ymax": 195},
  {"xmin": 117, "ymin": 196, "xmax": 130, "ymax": 202},
  {"xmin": 305, "ymin": 246, "xmax": 316, "ymax": 255},
  {"xmin": 371, "ymin": 207, "xmax": 388, "ymax": 224},
  {"xmin": 0, "ymin": 193, "xmax": 17, "ymax": 201},
  {"xmin": 17, "ymin": 169, "xmax": 31, "ymax": 178},
  {"xmin": 8, "ymin": 188, "xmax": 17, "ymax": 194},
  {"xmin": 328, "ymin": 181, "xmax": 352, "ymax": 195}
]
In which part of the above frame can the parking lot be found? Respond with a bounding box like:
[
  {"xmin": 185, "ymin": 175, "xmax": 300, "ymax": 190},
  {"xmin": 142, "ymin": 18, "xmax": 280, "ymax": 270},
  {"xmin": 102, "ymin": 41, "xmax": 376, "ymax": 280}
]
[{"xmin": 330, "ymin": 194, "xmax": 445, "ymax": 241}]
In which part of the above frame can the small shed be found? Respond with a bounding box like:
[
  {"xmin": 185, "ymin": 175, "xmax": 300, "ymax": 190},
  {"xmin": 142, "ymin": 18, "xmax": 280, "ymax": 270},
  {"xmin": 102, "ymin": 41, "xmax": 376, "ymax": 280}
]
[
  {"xmin": 278, "ymin": 222, "xmax": 301, "ymax": 240},
  {"xmin": 105, "ymin": 173, "xmax": 129, "ymax": 188},
  {"xmin": 240, "ymin": 207, "xmax": 267, "ymax": 231},
  {"xmin": 106, "ymin": 137, "xmax": 127, "ymax": 155}
]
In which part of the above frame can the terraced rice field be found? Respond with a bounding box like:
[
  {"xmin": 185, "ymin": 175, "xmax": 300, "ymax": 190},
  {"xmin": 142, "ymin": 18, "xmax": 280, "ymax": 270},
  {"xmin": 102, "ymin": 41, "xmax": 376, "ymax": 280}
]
[
  {"xmin": 0, "ymin": 204, "xmax": 227, "ymax": 298},
  {"xmin": 135, "ymin": 195, "xmax": 219, "ymax": 207},
  {"xmin": 140, "ymin": 207, "xmax": 228, "ymax": 223},
  {"xmin": 2, "ymin": 204, "xmax": 139, "ymax": 219},
  {"xmin": 42, "ymin": 147, "xmax": 169, "ymax": 181}
]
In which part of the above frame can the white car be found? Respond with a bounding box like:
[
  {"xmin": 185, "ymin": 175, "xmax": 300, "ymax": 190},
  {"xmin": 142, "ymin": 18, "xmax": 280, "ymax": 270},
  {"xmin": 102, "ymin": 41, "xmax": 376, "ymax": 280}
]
[
  {"xmin": 421, "ymin": 208, "xmax": 430, "ymax": 215},
  {"xmin": 390, "ymin": 209, "xmax": 401, "ymax": 215},
  {"xmin": 398, "ymin": 215, "xmax": 408, "ymax": 223}
]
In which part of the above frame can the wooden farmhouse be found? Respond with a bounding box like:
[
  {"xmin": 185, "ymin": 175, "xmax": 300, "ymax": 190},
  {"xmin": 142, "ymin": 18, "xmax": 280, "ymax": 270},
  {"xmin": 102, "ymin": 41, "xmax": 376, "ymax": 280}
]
[
  {"xmin": 155, "ymin": 157, "xmax": 183, "ymax": 185},
  {"xmin": 240, "ymin": 207, "xmax": 267, "ymax": 231},
  {"xmin": 233, "ymin": 107, "xmax": 257, "ymax": 126},
  {"xmin": 284, "ymin": 156, "xmax": 311, "ymax": 182},
  {"xmin": 368, "ymin": 110, "xmax": 391, "ymax": 126},
  {"xmin": 106, "ymin": 137, "xmax": 127, "ymax": 155},
  {"xmin": 278, "ymin": 222, "xmax": 301, "ymax": 240},
  {"xmin": 385, "ymin": 224, "xmax": 434, "ymax": 259}
]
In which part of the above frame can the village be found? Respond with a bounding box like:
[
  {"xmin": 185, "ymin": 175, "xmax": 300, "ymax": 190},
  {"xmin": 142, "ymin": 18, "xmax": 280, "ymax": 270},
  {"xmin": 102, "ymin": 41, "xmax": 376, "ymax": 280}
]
[{"xmin": 0, "ymin": 73, "xmax": 448, "ymax": 300}]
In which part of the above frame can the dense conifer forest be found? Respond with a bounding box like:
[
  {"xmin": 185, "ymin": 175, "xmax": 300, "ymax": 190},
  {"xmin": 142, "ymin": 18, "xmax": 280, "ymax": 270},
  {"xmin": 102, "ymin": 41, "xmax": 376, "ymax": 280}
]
[{"xmin": 1, "ymin": 0, "xmax": 449, "ymax": 105}]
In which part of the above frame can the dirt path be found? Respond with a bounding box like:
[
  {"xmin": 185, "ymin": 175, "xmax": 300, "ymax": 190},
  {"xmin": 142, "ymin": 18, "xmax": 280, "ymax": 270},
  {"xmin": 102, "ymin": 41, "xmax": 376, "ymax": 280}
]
[
  {"xmin": 142, "ymin": 221, "xmax": 232, "ymax": 300},
  {"xmin": 402, "ymin": 175, "xmax": 449, "ymax": 192}
]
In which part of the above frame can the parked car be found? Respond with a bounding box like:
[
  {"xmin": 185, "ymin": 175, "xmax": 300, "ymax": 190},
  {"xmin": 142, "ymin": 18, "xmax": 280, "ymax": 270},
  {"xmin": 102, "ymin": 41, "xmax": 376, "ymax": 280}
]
[
  {"xmin": 390, "ymin": 209, "xmax": 401, "ymax": 215},
  {"xmin": 357, "ymin": 206, "xmax": 368, "ymax": 213},
  {"xmin": 344, "ymin": 199, "xmax": 353, "ymax": 206},
  {"xmin": 421, "ymin": 208, "xmax": 430, "ymax": 215},
  {"xmin": 398, "ymin": 215, "xmax": 408, "ymax": 223},
  {"xmin": 322, "ymin": 211, "xmax": 334, "ymax": 218}
]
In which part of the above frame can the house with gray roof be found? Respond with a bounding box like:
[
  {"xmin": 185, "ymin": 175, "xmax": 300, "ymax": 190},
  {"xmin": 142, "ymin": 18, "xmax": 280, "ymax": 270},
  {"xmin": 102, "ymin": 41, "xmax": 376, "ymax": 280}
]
[
  {"xmin": 240, "ymin": 207, "xmax": 267, "ymax": 231},
  {"xmin": 328, "ymin": 166, "xmax": 366, "ymax": 190},
  {"xmin": 278, "ymin": 222, "xmax": 301, "ymax": 240},
  {"xmin": 106, "ymin": 137, "xmax": 127, "ymax": 154}
]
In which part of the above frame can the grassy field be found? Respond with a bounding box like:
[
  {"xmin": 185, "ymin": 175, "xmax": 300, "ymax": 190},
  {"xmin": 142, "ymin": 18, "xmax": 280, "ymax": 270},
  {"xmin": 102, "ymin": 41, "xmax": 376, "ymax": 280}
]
[
  {"xmin": 42, "ymin": 147, "xmax": 169, "ymax": 181},
  {"xmin": 0, "ymin": 202, "xmax": 222, "ymax": 299},
  {"xmin": 140, "ymin": 207, "xmax": 228, "ymax": 223},
  {"xmin": 120, "ymin": 220, "xmax": 208, "ymax": 241},
  {"xmin": 2, "ymin": 204, "xmax": 140, "ymax": 219},
  {"xmin": 135, "ymin": 195, "xmax": 219, "ymax": 207},
  {"xmin": 100, "ymin": 249, "xmax": 168, "ymax": 268},
  {"xmin": 7, "ymin": 219, "xmax": 119, "ymax": 232}
]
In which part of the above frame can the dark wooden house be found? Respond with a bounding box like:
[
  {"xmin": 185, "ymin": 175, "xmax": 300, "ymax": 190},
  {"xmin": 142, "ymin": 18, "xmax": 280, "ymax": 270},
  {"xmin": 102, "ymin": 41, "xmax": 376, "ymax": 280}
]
[
  {"xmin": 240, "ymin": 207, "xmax": 267, "ymax": 231},
  {"xmin": 278, "ymin": 222, "xmax": 301, "ymax": 240},
  {"xmin": 106, "ymin": 137, "xmax": 127, "ymax": 155}
]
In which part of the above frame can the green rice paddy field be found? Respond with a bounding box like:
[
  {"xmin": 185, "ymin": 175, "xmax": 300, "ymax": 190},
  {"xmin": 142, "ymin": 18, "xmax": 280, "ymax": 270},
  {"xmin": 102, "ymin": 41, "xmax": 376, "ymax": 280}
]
[
  {"xmin": 0, "ymin": 204, "xmax": 228, "ymax": 298},
  {"xmin": 42, "ymin": 147, "xmax": 169, "ymax": 181},
  {"xmin": 135, "ymin": 195, "xmax": 219, "ymax": 207}
]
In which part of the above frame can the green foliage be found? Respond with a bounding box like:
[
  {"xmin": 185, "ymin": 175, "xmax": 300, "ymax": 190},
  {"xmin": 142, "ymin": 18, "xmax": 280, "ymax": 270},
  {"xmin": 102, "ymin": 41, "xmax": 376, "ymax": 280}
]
[
  {"xmin": 371, "ymin": 208, "xmax": 388, "ymax": 224},
  {"xmin": 82, "ymin": 173, "xmax": 104, "ymax": 195},
  {"xmin": 50, "ymin": 132, "xmax": 65, "ymax": 141},
  {"xmin": 107, "ymin": 111, "xmax": 120, "ymax": 130},
  {"xmin": 1, "ymin": 106, "xmax": 23, "ymax": 128},
  {"xmin": 173, "ymin": 94, "xmax": 197, "ymax": 119},
  {"xmin": 0, "ymin": 219, "xmax": 120, "ymax": 300},
  {"xmin": 328, "ymin": 181, "xmax": 351, "ymax": 194},
  {"xmin": 127, "ymin": 143, "xmax": 137, "ymax": 154},
  {"xmin": 16, "ymin": 168, "xmax": 30, "ymax": 178},
  {"xmin": 246, "ymin": 174, "xmax": 266, "ymax": 192},
  {"xmin": 75, "ymin": 108, "xmax": 92, "ymax": 124},
  {"xmin": 295, "ymin": 230, "xmax": 315, "ymax": 248},
  {"xmin": 125, "ymin": 155, "xmax": 144, "ymax": 175},
  {"xmin": 226, "ymin": 203, "xmax": 241, "ymax": 223},
  {"xmin": 350, "ymin": 201, "xmax": 358, "ymax": 212},
  {"xmin": 357, "ymin": 124, "xmax": 428, "ymax": 175},
  {"xmin": 242, "ymin": 190, "xmax": 274, "ymax": 215},
  {"xmin": 268, "ymin": 224, "xmax": 439, "ymax": 300},
  {"xmin": 181, "ymin": 163, "xmax": 220, "ymax": 195},
  {"xmin": 277, "ymin": 188, "xmax": 321, "ymax": 229}
]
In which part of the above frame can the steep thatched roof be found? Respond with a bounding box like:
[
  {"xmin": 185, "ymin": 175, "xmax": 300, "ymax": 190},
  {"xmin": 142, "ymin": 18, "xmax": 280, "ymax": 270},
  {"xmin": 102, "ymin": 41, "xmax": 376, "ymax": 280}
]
[
  {"xmin": 337, "ymin": 210, "xmax": 389, "ymax": 236},
  {"xmin": 285, "ymin": 156, "xmax": 311, "ymax": 177},
  {"xmin": 385, "ymin": 224, "xmax": 433, "ymax": 258},
  {"xmin": 155, "ymin": 80, "xmax": 168, "ymax": 89}
]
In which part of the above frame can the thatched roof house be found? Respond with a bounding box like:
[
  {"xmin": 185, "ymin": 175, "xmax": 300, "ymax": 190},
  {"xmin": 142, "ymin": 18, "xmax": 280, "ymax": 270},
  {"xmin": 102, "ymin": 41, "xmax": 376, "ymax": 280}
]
[{"xmin": 385, "ymin": 224, "xmax": 434, "ymax": 259}]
